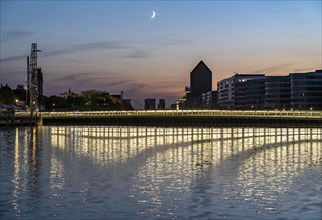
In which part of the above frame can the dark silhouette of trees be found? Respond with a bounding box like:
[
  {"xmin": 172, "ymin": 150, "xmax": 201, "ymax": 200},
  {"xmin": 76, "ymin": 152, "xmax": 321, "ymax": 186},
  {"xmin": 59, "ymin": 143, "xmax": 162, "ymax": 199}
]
[
  {"xmin": 45, "ymin": 90, "xmax": 133, "ymax": 111},
  {"xmin": 13, "ymin": 84, "xmax": 26, "ymax": 103},
  {"xmin": 1, "ymin": 85, "xmax": 133, "ymax": 111},
  {"xmin": 0, "ymin": 84, "xmax": 15, "ymax": 104}
]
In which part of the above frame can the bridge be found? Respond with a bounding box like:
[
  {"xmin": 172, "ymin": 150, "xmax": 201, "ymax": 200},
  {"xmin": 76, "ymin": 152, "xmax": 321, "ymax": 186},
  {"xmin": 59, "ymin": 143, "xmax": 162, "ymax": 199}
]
[{"xmin": 2, "ymin": 109, "xmax": 321, "ymax": 126}]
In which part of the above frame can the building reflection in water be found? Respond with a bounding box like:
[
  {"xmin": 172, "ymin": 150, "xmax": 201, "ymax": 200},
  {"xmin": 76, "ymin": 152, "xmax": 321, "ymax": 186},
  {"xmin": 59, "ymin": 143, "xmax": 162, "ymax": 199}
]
[
  {"xmin": 8, "ymin": 126, "xmax": 321, "ymax": 218},
  {"xmin": 10, "ymin": 127, "xmax": 39, "ymax": 216}
]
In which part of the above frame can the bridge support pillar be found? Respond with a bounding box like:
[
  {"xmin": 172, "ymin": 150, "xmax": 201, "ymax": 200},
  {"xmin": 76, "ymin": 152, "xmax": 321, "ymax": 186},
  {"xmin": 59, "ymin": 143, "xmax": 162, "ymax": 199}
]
[{"xmin": 37, "ymin": 116, "xmax": 43, "ymax": 126}]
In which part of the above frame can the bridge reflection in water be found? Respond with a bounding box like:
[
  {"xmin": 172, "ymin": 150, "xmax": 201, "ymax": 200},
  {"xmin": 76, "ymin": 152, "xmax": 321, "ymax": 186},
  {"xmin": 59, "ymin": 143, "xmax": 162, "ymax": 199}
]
[
  {"xmin": 48, "ymin": 127, "xmax": 321, "ymax": 214},
  {"xmin": 6, "ymin": 126, "xmax": 322, "ymax": 219},
  {"xmin": 49, "ymin": 127, "xmax": 321, "ymax": 167}
]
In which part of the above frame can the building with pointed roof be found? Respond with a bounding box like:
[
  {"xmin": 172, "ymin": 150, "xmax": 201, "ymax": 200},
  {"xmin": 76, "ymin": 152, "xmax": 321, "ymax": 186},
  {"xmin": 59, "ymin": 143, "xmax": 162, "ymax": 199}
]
[
  {"xmin": 185, "ymin": 60, "xmax": 212, "ymax": 108},
  {"xmin": 190, "ymin": 60, "xmax": 212, "ymax": 97}
]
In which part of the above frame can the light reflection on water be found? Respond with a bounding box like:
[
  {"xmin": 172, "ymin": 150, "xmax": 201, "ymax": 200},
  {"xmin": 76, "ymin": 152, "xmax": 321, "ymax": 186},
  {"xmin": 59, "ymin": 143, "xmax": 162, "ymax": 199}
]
[{"xmin": 0, "ymin": 126, "xmax": 321, "ymax": 219}]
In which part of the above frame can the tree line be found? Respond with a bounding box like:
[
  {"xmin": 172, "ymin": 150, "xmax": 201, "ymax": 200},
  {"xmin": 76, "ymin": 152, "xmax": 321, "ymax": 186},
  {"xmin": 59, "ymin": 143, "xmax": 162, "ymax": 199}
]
[{"xmin": 0, "ymin": 84, "xmax": 133, "ymax": 111}]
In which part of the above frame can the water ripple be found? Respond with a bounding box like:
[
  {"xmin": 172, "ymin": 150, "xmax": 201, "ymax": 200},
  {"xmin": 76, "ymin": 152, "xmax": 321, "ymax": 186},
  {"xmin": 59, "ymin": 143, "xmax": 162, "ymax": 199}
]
[{"xmin": 0, "ymin": 126, "xmax": 321, "ymax": 219}]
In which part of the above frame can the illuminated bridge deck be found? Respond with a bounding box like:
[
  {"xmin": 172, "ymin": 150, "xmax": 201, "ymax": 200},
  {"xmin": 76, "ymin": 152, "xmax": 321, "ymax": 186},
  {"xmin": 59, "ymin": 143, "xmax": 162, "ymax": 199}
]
[{"xmin": 33, "ymin": 110, "xmax": 322, "ymax": 126}]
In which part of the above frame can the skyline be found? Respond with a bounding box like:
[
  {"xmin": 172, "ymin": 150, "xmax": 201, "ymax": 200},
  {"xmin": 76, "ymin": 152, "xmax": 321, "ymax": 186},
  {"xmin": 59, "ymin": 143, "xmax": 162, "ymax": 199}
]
[{"xmin": 1, "ymin": 1, "xmax": 321, "ymax": 107}]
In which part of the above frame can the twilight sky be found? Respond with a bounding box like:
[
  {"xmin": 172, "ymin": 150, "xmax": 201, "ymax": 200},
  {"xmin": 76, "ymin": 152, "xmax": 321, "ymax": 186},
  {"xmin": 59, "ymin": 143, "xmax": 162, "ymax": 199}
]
[{"xmin": 1, "ymin": 0, "xmax": 321, "ymax": 108}]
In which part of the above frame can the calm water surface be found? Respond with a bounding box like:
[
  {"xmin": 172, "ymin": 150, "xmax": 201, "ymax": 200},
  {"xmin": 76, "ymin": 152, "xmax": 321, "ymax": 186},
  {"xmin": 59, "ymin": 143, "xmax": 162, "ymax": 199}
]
[{"xmin": 1, "ymin": 126, "xmax": 321, "ymax": 219}]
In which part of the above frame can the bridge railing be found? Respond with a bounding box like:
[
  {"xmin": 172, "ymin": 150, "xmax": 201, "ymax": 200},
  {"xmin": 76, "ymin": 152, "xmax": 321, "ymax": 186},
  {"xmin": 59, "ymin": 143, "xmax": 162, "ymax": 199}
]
[{"xmin": 33, "ymin": 110, "xmax": 322, "ymax": 119}]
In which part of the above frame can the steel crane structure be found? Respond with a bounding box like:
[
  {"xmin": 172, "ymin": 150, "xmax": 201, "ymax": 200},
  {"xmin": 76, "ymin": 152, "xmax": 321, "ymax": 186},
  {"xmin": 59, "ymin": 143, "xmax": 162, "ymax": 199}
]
[{"xmin": 27, "ymin": 43, "xmax": 41, "ymax": 111}]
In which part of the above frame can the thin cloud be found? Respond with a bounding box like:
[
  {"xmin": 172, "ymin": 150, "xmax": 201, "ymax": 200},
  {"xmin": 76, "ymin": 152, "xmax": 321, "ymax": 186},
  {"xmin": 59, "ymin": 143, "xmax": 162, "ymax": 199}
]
[
  {"xmin": 0, "ymin": 54, "xmax": 27, "ymax": 62},
  {"xmin": 252, "ymin": 63, "xmax": 296, "ymax": 73},
  {"xmin": 152, "ymin": 38, "xmax": 194, "ymax": 46},
  {"xmin": 1, "ymin": 31, "xmax": 34, "ymax": 41},
  {"xmin": 124, "ymin": 38, "xmax": 193, "ymax": 58},
  {"xmin": 1, "ymin": 38, "xmax": 193, "ymax": 62},
  {"xmin": 52, "ymin": 72, "xmax": 136, "ymax": 81},
  {"xmin": 292, "ymin": 68, "xmax": 318, "ymax": 73},
  {"xmin": 43, "ymin": 41, "xmax": 131, "ymax": 57},
  {"xmin": 126, "ymin": 50, "xmax": 149, "ymax": 59},
  {"xmin": 157, "ymin": 80, "xmax": 185, "ymax": 86},
  {"xmin": 0, "ymin": 41, "xmax": 132, "ymax": 63},
  {"xmin": 51, "ymin": 72, "xmax": 137, "ymax": 89}
]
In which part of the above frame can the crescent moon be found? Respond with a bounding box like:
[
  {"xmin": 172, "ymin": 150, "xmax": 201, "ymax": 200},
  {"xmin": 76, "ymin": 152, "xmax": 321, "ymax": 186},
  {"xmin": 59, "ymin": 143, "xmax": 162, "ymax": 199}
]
[{"xmin": 150, "ymin": 10, "xmax": 156, "ymax": 19}]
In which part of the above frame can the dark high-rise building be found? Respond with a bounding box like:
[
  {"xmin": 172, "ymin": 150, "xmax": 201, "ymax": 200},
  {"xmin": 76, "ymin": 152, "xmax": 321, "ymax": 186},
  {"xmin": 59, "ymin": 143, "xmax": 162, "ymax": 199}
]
[
  {"xmin": 145, "ymin": 99, "xmax": 156, "ymax": 110},
  {"xmin": 265, "ymin": 76, "xmax": 291, "ymax": 109},
  {"xmin": 190, "ymin": 60, "xmax": 212, "ymax": 97},
  {"xmin": 36, "ymin": 68, "xmax": 44, "ymax": 110},
  {"xmin": 186, "ymin": 60, "xmax": 212, "ymax": 108},
  {"xmin": 158, "ymin": 99, "xmax": 165, "ymax": 110},
  {"xmin": 290, "ymin": 70, "xmax": 322, "ymax": 110}
]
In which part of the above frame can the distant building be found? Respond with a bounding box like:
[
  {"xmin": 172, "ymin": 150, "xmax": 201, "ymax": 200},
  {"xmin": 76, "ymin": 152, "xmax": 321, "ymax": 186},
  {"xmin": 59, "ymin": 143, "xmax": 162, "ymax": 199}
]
[
  {"xmin": 176, "ymin": 96, "xmax": 187, "ymax": 110},
  {"xmin": 170, "ymin": 103, "xmax": 177, "ymax": 110},
  {"xmin": 60, "ymin": 89, "xmax": 78, "ymax": 99},
  {"xmin": 216, "ymin": 70, "xmax": 322, "ymax": 110},
  {"xmin": 111, "ymin": 95, "xmax": 121, "ymax": 99},
  {"xmin": 60, "ymin": 92, "xmax": 70, "ymax": 99},
  {"xmin": 123, "ymin": 99, "xmax": 132, "ymax": 109},
  {"xmin": 111, "ymin": 95, "xmax": 122, "ymax": 105},
  {"xmin": 186, "ymin": 60, "xmax": 212, "ymax": 108},
  {"xmin": 217, "ymin": 74, "xmax": 266, "ymax": 109},
  {"xmin": 243, "ymin": 77, "xmax": 266, "ymax": 109},
  {"xmin": 158, "ymin": 99, "xmax": 165, "ymax": 110},
  {"xmin": 111, "ymin": 95, "xmax": 133, "ymax": 110},
  {"xmin": 290, "ymin": 70, "xmax": 322, "ymax": 110},
  {"xmin": 145, "ymin": 99, "xmax": 156, "ymax": 110},
  {"xmin": 81, "ymin": 90, "xmax": 109, "ymax": 98},
  {"xmin": 201, "ymin": 91, "xmax": 217, "ymax": 108},
  {"xmin": 217, "ymin": 75, "xmax": 234, "ymax": 109},
  {"xmin": 265, "ymin": 76, "xmax": 291, "ymax": 109},
  {"xmin": 36, "ymin": 68, "xmax": 45, "ymax": 111}
]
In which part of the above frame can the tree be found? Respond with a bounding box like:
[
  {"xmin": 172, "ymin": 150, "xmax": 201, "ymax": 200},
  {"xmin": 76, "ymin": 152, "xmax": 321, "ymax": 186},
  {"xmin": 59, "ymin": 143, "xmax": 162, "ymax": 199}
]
[
  {"xmin": 0, "ymin": 84, "xmax": 15, "ymax": 104},
  {"xmin": 45, "ymin": 96, "xmax": 68, "ymax": 111},
  {"xmin": 13, "ymin": 84, "xmax": 26, "ymax": 103},
  {"xmin": 67, "ymin": 96, "xmax": 86, "ymax": 111},
  {"xmin": 44, "ymin": 89, "xmax": 134, "ymax": 111}
]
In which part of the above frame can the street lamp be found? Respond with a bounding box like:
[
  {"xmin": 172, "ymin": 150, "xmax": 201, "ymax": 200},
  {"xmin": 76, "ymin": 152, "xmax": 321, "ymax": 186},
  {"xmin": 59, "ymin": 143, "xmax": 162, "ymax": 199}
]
[{"xmin": 25, "ymin": 86, "xmax": 28, "ymax": 108}]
